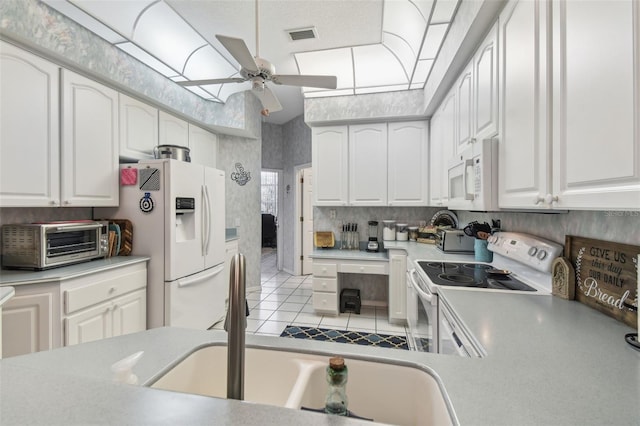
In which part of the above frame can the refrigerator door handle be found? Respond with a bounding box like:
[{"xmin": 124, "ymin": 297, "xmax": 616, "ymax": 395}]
[
  {"xmin": 204, "ymin": 184, "xmax": 212, "ymax": 256},
  {"xmin": 201, "ymin": 185, "xmax": 209, "ymax": 256},
  {"xmin": 177, "ymin": 264, "xmax": 224, "ymax": 287}
]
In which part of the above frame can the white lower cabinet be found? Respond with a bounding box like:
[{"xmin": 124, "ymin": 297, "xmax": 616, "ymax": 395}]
[
  {"xmin": 311, "ymin": 259, "xmax": 390, "ymax": 315},
  {"xmin": 63, "ymin": 263, "xmax": 147, "ymax": 346},
  {"xmin": 1, "ymin": 263, "xmax": 147, "ymax": 356},
  {"xmin": 65, "ymin": 289, "xmax": 146, "ymax": 346},
  {"xmin": 388, "ymin": 250, "xmax": 407, "ymax": 324},
  {"xmin": 312, "ymin": 261, "xmax": 339, "ymax": 314},
  {"xmin": 1, "ymin": 283, "xmax": 61, "ymax": 358}
]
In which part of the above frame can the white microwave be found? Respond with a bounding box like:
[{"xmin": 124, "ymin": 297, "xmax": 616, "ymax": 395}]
[{"xmin": 447, "ymin": 138, "xmax": 498, "ymax": 211}]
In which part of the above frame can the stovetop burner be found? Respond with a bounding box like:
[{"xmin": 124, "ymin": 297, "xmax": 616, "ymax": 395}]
[{"xmin": 417, "ymin": 261, "xmax": 536, "ymax": 292}]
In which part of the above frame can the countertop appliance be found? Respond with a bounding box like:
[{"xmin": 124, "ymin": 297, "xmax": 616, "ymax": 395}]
[
  {"xmin": 435, "ymin": 229, "xmax": 475, "ymax": 253},
  {"xmin": 406, "ymin": 232, "xmax": 563, "ymax": 355},
  {"xmin": 367, "ymin": 221, "xmax": 379, "ymax": 252},
  {"xmin": 96, "ymin": 159, "xmax": 225, "ymax": 330},
  {"xmin": 447, "ymin": 138, "xmax": 498, "ymax": 211},
  {"xmin": 1, "ymin": 221, "xmax": 109, "ymax": 270}
]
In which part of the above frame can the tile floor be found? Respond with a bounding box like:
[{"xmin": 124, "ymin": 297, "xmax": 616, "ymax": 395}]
[{"xmin": 245, "ymin": 248, "xmax": 408, "ymax": 339}]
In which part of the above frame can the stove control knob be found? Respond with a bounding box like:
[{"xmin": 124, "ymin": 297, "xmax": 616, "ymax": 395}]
[
  {"xmin": 536, "ymin": 250, "xmax": 548, "ymax": 261},
  {"xmin": 528, "ymin": 247, "xmax": 538, "ymax": 257}
]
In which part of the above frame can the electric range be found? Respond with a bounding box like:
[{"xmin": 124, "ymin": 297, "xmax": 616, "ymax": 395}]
[{"xmin": 406, "ymin": 232, "xmax": 563, "ymax": 355}]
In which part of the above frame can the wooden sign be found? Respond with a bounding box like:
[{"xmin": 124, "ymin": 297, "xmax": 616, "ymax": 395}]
[{"xmin": 566, "ymin": 236, "xmax": 639, "ymax": 328}]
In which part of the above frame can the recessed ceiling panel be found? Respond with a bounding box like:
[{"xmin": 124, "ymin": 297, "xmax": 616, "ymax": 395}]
[
  {"xmin": 383, "ymin": 33, "xmax": 417, "ymax": 77},
  {"xmin": 116, "ymin": 42, "xmax": 179, "ymax": 77},
  {"xmin": 383, "ymin": 0, "xmax": 427, "ymax": 53},
  {"xmin": 304, "ymin": 88, "xmax": 355, "ymax": 98},
  {"xmin": 183, "ymin": 45, "xmax": 239, "ymax": 80},
  {"xmin": 420, "ymin": 23, "xmax": 448, "ymax": 59},
  {"xmin": 134, "ymin": 2, "xmax": 207, "ymax": 72},
  {"xmin": 412, "ymin": 59, "xmax": 434, "ymax": 84},
  {"xmin": 431, "ymin": 0, "xmax": 460, "ymax": 24},
  {"xmin": 353, "ymin": 44, "xmax": 408, "ymax": 87},
  {"xmin": 355, "ymin": 84, "xmax": 409, "ymax": 94},
  {"xmin": 295, "ymin": 48, "xmax": 354, "ymax": 89},
  {"xmin": 70, "ymin": 0, "xmax": 154, "ymax": 39},
  {"xmin": 43, "ymin": 0, "xmax": 127, "ymax": 43}
]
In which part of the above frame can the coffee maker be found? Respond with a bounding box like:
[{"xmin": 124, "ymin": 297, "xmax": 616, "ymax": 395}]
[{"xmin": 366, "ymin": 221, "xmax": 379, "ymax": 252}]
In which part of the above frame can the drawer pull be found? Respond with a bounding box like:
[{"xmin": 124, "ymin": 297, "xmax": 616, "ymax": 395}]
[
  {"xmin": 360, "ymin": 267, "xmax": 364, "ymax": 272},
  {"xmin": 109, "ymin": 287, "xmax": 116, "ymax": 294}
]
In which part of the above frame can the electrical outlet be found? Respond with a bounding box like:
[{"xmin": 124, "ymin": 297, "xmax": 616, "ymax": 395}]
[{"xmin": 330, "ymin": 209, "xmax": 336, "ymax": 219}]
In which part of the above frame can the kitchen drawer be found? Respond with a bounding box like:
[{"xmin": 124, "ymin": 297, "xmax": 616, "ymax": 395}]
[
  {"xmin": 312, "ymin": 277, "xmax": 338, "ymax": 292},
  {"xmin": 312, "ymin": 262, "xmax": 338, "ymax": 278},
  {"xmin": 64, "ymin": 263, "xmax": 147, "ymax": 314},
  {"xmin": 312, "ymin": 291, "xmax": 338, "ymax": 313},
  {"xmin": 340, "ymin": 262, "xmax": 388, "ymax": 275}
]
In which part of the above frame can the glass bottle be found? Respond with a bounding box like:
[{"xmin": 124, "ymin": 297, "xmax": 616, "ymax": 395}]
[{"xmin": 324, "ymin": 356, "xmax": 348, "ymax": 416}]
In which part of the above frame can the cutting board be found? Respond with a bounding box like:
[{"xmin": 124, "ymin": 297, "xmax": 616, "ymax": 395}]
[{"xmin": 566, "ymin": 236, "xmax": 639, "ymax": 328}]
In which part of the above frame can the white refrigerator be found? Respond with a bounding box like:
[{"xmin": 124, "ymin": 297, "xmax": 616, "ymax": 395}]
[{"xmin": 99, "ymin": 159, "xmax": 226, "ymax": 330}]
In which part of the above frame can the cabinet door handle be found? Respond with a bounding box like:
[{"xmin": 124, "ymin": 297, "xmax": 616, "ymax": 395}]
[
  {"xmin": 534, "ymin": 194, "xmax": 545, "ymax": 205},
  {"xmin": 545, "ymin": 194, "xmax": 559, "ymax": 205}
]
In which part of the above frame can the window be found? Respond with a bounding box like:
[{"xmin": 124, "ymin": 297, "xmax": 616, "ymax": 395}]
[{"xmin": 261, "ymin": 171, "xmax": 278, "ymax": 216}]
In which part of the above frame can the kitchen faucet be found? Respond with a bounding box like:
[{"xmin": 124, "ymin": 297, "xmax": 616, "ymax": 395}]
[{"xmin": 224, "ymin": 253, "xmax": 248, "ymax": 400}]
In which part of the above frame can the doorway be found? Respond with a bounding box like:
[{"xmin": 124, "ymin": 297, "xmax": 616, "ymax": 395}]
[
  {"xmin": 294, "ymin": 165, "xmax": 313, "ymax": 275},
  {"xmin": 261, "ymin": 169, "xmax": 283, "ymax": 271}
]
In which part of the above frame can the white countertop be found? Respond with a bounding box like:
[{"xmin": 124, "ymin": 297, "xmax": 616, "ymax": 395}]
[
  {"xmin": 0, "ymin": 242, "xmax": 638, "ymax": 425},
  {"xmin": 0, "ymin": 256, "xmax": 150, "ymax": 286}
]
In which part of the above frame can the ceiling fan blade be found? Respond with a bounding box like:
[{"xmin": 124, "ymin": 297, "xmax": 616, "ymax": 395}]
[
  {"xmin": 271, "ymin": 74, "xmax": 337, "ymax": 89},
  {"xmin": 178, "ymin": 77, "xmax": 245, "ymax": 87},
  {"xmin": 253, "ymin": 86, "xmax": 282, "ymax": 113},
  {"xmin": 215, "ymin": 34, "xmax": 259, "ymax": 73}
]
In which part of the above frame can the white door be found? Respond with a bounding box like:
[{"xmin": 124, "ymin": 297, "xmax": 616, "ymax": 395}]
[
  {"xmin": 498, "ymin": 0, "xmax": 551, "ymax": 209},
  {"xmin": 312, "ymin": 126, "xmax": 349, "ymax": 206},
  {"xmin": 349, "ymin": 123, "xmax": 388, "ymax": 206},
  {"xmin": 204, "ymin": 167, "xmax": 226, "ymax": 269},
  {"xmin": 388, "ymin": 121, "xmax": 429, "ymax": 206},
  {"xmin": 65, "ymin": 301, "xmax": 111, "ymax": 346},
  {"xmin": 551, "ymin": 0, "xmax": 640, "ymax": 209},
  {"xmin": 159, "ymin": 111, "xmax": 189, "ymax": 147},
  {"xmin": 0, "ymin": 41, "xmax": 60, "ymax": 207},
  {"xmin": 189, "ymin": 124, "xmax": 218, "ymax": 168},
  {"xmin": 473, "ymin": 22, "xmax": 499, "ymax": 140},
  {"xmin": 165, "ymin": 160, "xmax": 205, "ymax": 281},
  {"xmin": 165, "ymin": 263, "xmax": 226, "ymax": 329},
  {"xmin": 456, "ymin": 64, "xmax": 473, "ymax": 154},
  {"xmin": 439, "ymin": 90, "xmax": 456, "ymax": 206},
  {"xmin": 119, "ymin": 93, "xmax": 158, "ymax": 161},
  {"xmin": 301, "ymin": 167, "xmax": 314, "ymax": 275},
  {"xmin": 61, "ymin": 69, "xmax": 119, "ymax": 207},
  {"xmin": 111, "ymin": 289, "xmax": 147, "ymax": 337}
]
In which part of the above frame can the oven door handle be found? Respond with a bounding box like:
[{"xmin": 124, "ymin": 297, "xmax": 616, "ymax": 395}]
[
  {"xmin": 407, "ymin": 269, "xmax": 433, "ymax": 303},
  {"xmin": 440, "ymin": 315, "xmax": 470, "ymax": 357},
  {"xmin": 52, "ymin": 223, "xmax": 103, "ymax": 232}
]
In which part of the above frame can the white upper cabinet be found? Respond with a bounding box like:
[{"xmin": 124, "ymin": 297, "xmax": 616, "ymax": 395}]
[
  {"xmin": 119, "ymin": 94, "xmax": 158, "ymax": 161},
  {"xmin": 473, "ymin": 23, "xmax": 499, "ymax": 141},
  {"xmin": 159, "ymin": 110, "xmax": 189, "ymax": 147},
  {"xmin": 349, "ymin": 123, "xmax": 388, "ymax": 206},
  {"xmin": 499, "ymin": 0, "xmax": 640, "ymax": 210},
  {"xmin": 455, "ymin": 64, "xmax": 473, "ymax": 154},
  {"xmin": 61, "ymin": 69, "xmax": 119, "ymax": 207},
  {"xmin": 312, "ymin": 126, "xmax": 349, "ymax": 206},
  {"xmin": 0, "ymin": 41, "xmax": 60, "ymax": 207},
  {"xmin": 498, "ymin": 0, "xmax": 551, "ymax": 209},
  {"xmin": 388, "ymin": 121, "xmax": 429, "ymax": 206},
  {"xmin": 430, "ymin": 91, "xmax": 456, "ymax": 207},
  {"xmin": 550, "ymin": 0, "xmax": 640, "ymax": 209},
  {"xmin": 188, "ymin": 124, "xmax": 218, "ymax": 168}
]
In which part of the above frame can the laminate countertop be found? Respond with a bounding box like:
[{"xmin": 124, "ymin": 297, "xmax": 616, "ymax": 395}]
[
  {"xmin": 0, "ymin": 243, "xmax": 638, "ymax": 425},
  {"xmin": 0, "ymin": 256, "xmax": 150, "ymax": 286}
]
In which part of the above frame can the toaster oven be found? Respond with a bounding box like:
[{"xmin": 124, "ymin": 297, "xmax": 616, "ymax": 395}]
[{"xmin": 1, "ymin": 221, "xmax": 109, "ymax": 270}]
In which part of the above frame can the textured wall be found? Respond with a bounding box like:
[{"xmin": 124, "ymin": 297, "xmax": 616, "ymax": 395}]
[
  {"xmin": 456, "ymin": 210, "xmax": 640, "ymax": 247},
  {"xmin": 261, "ymin": 123, "xmax": 283, "ymax": 170},
  {"xmin": 0, "ymin": 0, "xmax": 255, "ymax": 136},
  {"xmin": 304, "ymin": 90, "xmax": 426, "ymax": 124},
  {"xmin": 218, "ymin": 132, "xmax": 262, "ymax": 290},
  {"xmin": 281, "ymin": 116, "xmax": 313, "ymax": 273}
]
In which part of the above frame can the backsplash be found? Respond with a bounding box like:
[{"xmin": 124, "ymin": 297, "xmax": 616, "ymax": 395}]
[
  {"xmin": 456, "ymin": 210, "xmax": 639, "ymax": 247},
  {"xmin": 313, "ymin": 207, "xmax": 640, "ymax": 249}
]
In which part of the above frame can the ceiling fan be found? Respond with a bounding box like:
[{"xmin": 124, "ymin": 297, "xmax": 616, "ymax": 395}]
[{"xmin": 177, "ymin": 0, "xmax": 337, "ymax": 114}]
